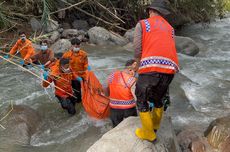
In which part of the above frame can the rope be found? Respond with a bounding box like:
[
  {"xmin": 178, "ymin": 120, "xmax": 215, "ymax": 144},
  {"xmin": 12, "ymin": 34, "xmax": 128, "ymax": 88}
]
[
  {"xmin": 0, "ymin": 55, "xmax": 78, "ymax": 99},
  {"xmin": 0, "ymin": 101, "xmax": 14, "ymax": 130}
]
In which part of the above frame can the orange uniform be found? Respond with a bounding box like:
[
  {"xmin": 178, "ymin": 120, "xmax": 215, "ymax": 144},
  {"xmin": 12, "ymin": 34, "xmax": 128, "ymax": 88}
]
[
  {"xmin": 62, "ymin": 49, "xmax": 88, "ymax": 79},
  {"xmin": 9, "ymin": 39, "xmax": 35, "ymax": 60},
  {"xmin": 108, "ymin": 71, "xmax": 136, "ymax": 109},
  {"xmin": 31, "ymin": 49, "xmax": 54, "ymax": 65},
  {"xmin": 139, "ymin": 15, "xmax": 179, "ymax": 74},
  {"xmin": 42, "ymin": 61, "xmax": 78, "ymax": 98}
]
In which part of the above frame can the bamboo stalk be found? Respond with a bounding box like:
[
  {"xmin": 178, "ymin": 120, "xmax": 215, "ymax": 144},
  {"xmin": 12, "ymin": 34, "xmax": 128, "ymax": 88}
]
[
  {"xmin": 61, "ymin": 0, "xmax": 127, "ymax": 31},
  {"xmin": 93, "ymin": 0, "xmax": 125, "ymax": 24}
]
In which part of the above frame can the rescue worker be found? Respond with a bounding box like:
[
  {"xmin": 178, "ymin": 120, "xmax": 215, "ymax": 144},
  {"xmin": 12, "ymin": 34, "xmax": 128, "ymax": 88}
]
[
  {"xmin": 4, "ymin": 31, "xmax": 35, "ymax": 66},
  {"xmin": 133, "ymin": 0, "xmax": 179, "ymax": 142},
  {"xmin": 108, "ymin": 59, "xmax": 137, "ymax": 127},
  {"xmin": 30, "ymin": 40, "xmax": 54, "ymax": 68},
  {"xmin": 42, "ymin": 58, "xmax": 82, "ymax": 115},
  {"xmin": 62, "ymin": 38, "xmax": 89, "ymax": 103}
]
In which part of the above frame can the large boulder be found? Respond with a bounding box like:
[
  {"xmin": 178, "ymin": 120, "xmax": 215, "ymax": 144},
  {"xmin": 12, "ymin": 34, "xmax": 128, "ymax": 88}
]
[
  {"xmin": 175, "ymin": 36, "xmax": 200, "ymax": 56},
  {"xmin": 124, "ymin": 28, "xmax": 135, "ymax": 42},
  {"xmin": 123, "ymin": 42, "xmax": 134, "ymax": 52},
  {"xmin": 87, "ymin": 116, "xmax": 181, "ymax": 152},
  {"xmin": 50, "ymin": 31, "xmax": 60, "ymax": 43},
  {"xmin": 50, "ymin": 39, "xmax": 71, "ymax": 53},
  {"xmin": 44, "ymin": 19, "xmax": 59, "ymax": 33},
  {"xmin": 204, "ymin": 115, "xmax": 230, "ymax": 150},
  {"xmin": 30, "ymin": 17, "xmax": 42, "ymax": 32},
  {"xmin": 176, "ymin": 129, "xmax": 212, "ymax": 152},
  {"xmin": 0, "ymin": 105, "xmax": 41, "ymax": 146},
  {"xmin": 88, "ymin": 26, "xmax": 129, "ymax": 46},
  {"xmin": 62, "ymin": 29, "xmax": 79, "ymax": 39},
  {"xmin": 72, "ymin": 20, "xmax": 89, "ymax": 31}
]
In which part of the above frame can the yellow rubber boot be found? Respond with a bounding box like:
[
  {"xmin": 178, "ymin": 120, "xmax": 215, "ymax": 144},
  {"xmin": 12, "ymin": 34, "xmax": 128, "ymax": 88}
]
[
  {"xmin": 135, "ymin": 112, "xmax": 157, "ymax": 141},
  {"xmin": 151, "ymin": 107, "xmax": 164, "ymax": 130}
]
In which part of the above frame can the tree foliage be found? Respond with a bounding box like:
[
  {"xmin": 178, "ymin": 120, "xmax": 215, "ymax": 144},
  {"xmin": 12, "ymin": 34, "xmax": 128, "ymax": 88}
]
[{"xmin": 0, "ymin": 0, "xmax": 229, "ymax": 32}]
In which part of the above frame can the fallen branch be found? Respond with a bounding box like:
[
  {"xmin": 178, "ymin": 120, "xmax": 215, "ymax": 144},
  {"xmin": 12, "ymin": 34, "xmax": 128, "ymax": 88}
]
[
  {"xmin": 61, "ymin": 0, "xmax": 127, "ymax": 31},
  {"xmin": 93, "ymin": 0, "xmax": 125, "ymax": 24},
  {"xmin": 0, "ymin": 23, "xmax": 17, "ymax": 34}
]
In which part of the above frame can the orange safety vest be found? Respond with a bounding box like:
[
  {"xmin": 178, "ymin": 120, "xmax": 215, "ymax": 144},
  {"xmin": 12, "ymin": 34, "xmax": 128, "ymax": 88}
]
[
  {"xmin": 108, "ymin": 71, "xmax": 136, "ymax": 109},
  {"xmin": 139, "ymin": 15, "xmax": 179, "ymax": 74},
  {"xmin": 9, "ymin": 39, "xmax": 35, "ymax": 60}
]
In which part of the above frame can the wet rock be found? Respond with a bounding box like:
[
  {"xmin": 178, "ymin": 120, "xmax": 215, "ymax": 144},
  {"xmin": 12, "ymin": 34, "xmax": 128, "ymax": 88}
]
[
  {"xmin": 61, "ymin": 22, "xmax": 72, "ymax": 29},
  {"xmin": 72, "ymin": 20, "xmax": 89, "ymax": 31},
  {"xmin": 87, "ymin": 116, "xmax": 181, "ymax": 152},
  {"xmin": 123, "ymin": 42, "xmax": 134, "ymax": 52},
  {"xmin": 204, "ymin": 115, "xmax": 230, "ymax": 149},
  {"xmin": 219, "ymin": 136, "xmax": 230, "ymax": 152},
  {"xmin": 62, "ymin": 29, "xmax": 79, "ymax": 39},
  {"xmin": 0, "ymin": 105, "xmax": 41, "ymax": 145},
  {"xmin": 50, "ymin": 39, "xmax": 71, "ymax": 53},
  {"xmin": 88, "ymin": 26, "xmax": 129, "ymax": 46},
  {"xmin": 191, "ymin": 140, "xmax": 206, "ymax": 152},
  {"xmin": 50, "ymin": 31, "xmax": 60, "ymax": 43},
  {"xmin": 30, "ymin": 17, "xmax": 42, "ymax": 32},
  {"xmin": 177, "ymin": 129, "xmax": 200, "ymax": 152},
  {"xmin": 175, "ymin": 36, "xmax": 200, "ymax": 56},
  {"xmin": 166, "ymin": 12, "xmax": 190, "ymax": 28},
  {"xmin": 44, "ymin": 19, "xmax": 59, "ymax": 33},
  {"xmin": 124, "ymin": 28, "xmax": 135, "ymax": 42}
]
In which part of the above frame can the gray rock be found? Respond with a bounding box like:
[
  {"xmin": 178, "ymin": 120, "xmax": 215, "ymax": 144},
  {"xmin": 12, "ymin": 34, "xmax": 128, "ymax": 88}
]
[
  {"xmin": 123, "ymin": 42, "xmax": 134, "ymax": 52},
  {"xmin": 72, "ymin": 20, "xmax": 89, "ymax": 31},
  {"xmin": 44, "ymin": 20, "xmax": 59, "ymax": 33},
  {"xmin": 62, "ymin": 29, "xmax": 79, "ymax": 39},
  {"xmin": 124, "ymin": 28, "xmax": 135, "ymax": 42},
  {"xmin": 50, "ymin": 31, "xmax": 60, "ymax": 43},
  {"xmin": 50, "ymin": 39, "xmax": 71, "ymax": 53},
  {"xmin": 61, "ymin": 22, "xmax": 72, "ymax": 29},
  {"xmin": 88, "ymin": 26, "xmax": 129, "ymax": 46},
  {"xmin": 204, "ymin": 115, "xmax": 230, "ymax": 149},
  {"xmin": 0, "ymin": 105, "xmax": 41, "ymax": 146},
  {"xmin": 175, "ymin": 36, "xmax": 200, "ymax": 56},
  {"xmin": 87, "ymin": 116, "xmax": 181, "ymax": 152},
  {"xmin": 30, "ymin": 17, "xmax": 42, "ymax": 32}
]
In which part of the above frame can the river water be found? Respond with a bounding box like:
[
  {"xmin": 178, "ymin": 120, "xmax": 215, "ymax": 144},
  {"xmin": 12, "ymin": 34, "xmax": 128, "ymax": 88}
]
[{"xmin": 0, "ymin": 17, "xmax": 230, "ymax": 152}]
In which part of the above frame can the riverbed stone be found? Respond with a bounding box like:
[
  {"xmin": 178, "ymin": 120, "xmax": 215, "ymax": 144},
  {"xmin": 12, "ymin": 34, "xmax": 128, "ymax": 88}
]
[
  {"xmin": 87, "ymin": 116, "xmax": 181, "ymax": 152},
  {"xmin": 88, "ymin": 26, "xmax": 129, "ymax": 46},
  {"xmin": 204, "ymin": 115, "xmax": 230, "ymax": 149},
  {"xmin": 44, "ymin": 19, "xmax": 59, "ymax": 33},
  {"xmin": 72, "ymin": 19, "xmax": 89, "ymax": 31},
  {"xmin": 0, "ymin": 105, "xmax": 41, "ymax": 146},
  {"xmin": 30, "ymin": 17, "xmax": 42, "ymax": 32},
  {"xmin": 124, "ymin": 28, "xmax": 135, "ymax": 42},
  {"xmin": 62, "ymin": 29, "xmax": 79, "ymax": 39},
  {"xmin": 175, "ymin": 36, "xmax": 200, "ymax": 56},
  {"xmin": 50, "ymin": 31, "xmax": 60, "ymax": 43},
  {"xmin": 50, "ymin": 39, "xmax": 71, "ymax": 53}
]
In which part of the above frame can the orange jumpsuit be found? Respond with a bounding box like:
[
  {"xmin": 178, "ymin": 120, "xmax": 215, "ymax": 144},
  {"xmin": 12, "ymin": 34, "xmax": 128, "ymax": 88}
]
[
  {"xmin": 9, "ymin": 39, "xmax": 35, "ymax": 60},
  {"xmin": 62, "ymin": 49, "xmax": 88, "ymax": 79},
  {"xmin": 42, "ymin": 60, "xmax": 78, "ymax": 98}
]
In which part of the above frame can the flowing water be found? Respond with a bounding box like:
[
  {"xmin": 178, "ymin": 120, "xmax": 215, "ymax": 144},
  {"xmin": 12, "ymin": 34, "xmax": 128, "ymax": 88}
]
[{"xmin": 0, "ymin": 17, "xmax": 230, "ymax": 152}]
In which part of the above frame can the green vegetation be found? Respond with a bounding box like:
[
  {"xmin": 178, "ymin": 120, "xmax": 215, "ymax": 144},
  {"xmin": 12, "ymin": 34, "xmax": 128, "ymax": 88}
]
[{"xmin": 0, "ymin": 0, "xmax": 229, "ymax": 32}]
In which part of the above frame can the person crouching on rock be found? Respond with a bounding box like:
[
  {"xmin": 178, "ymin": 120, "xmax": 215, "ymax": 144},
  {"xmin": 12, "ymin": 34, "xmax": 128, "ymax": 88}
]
[
  {"xmin": 107, "ymin": 59, "xmax": 138, "ymax": 127},
  {"xmin": 42, "ymin": 58, "xmax": 83, "ymax": 115}
]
